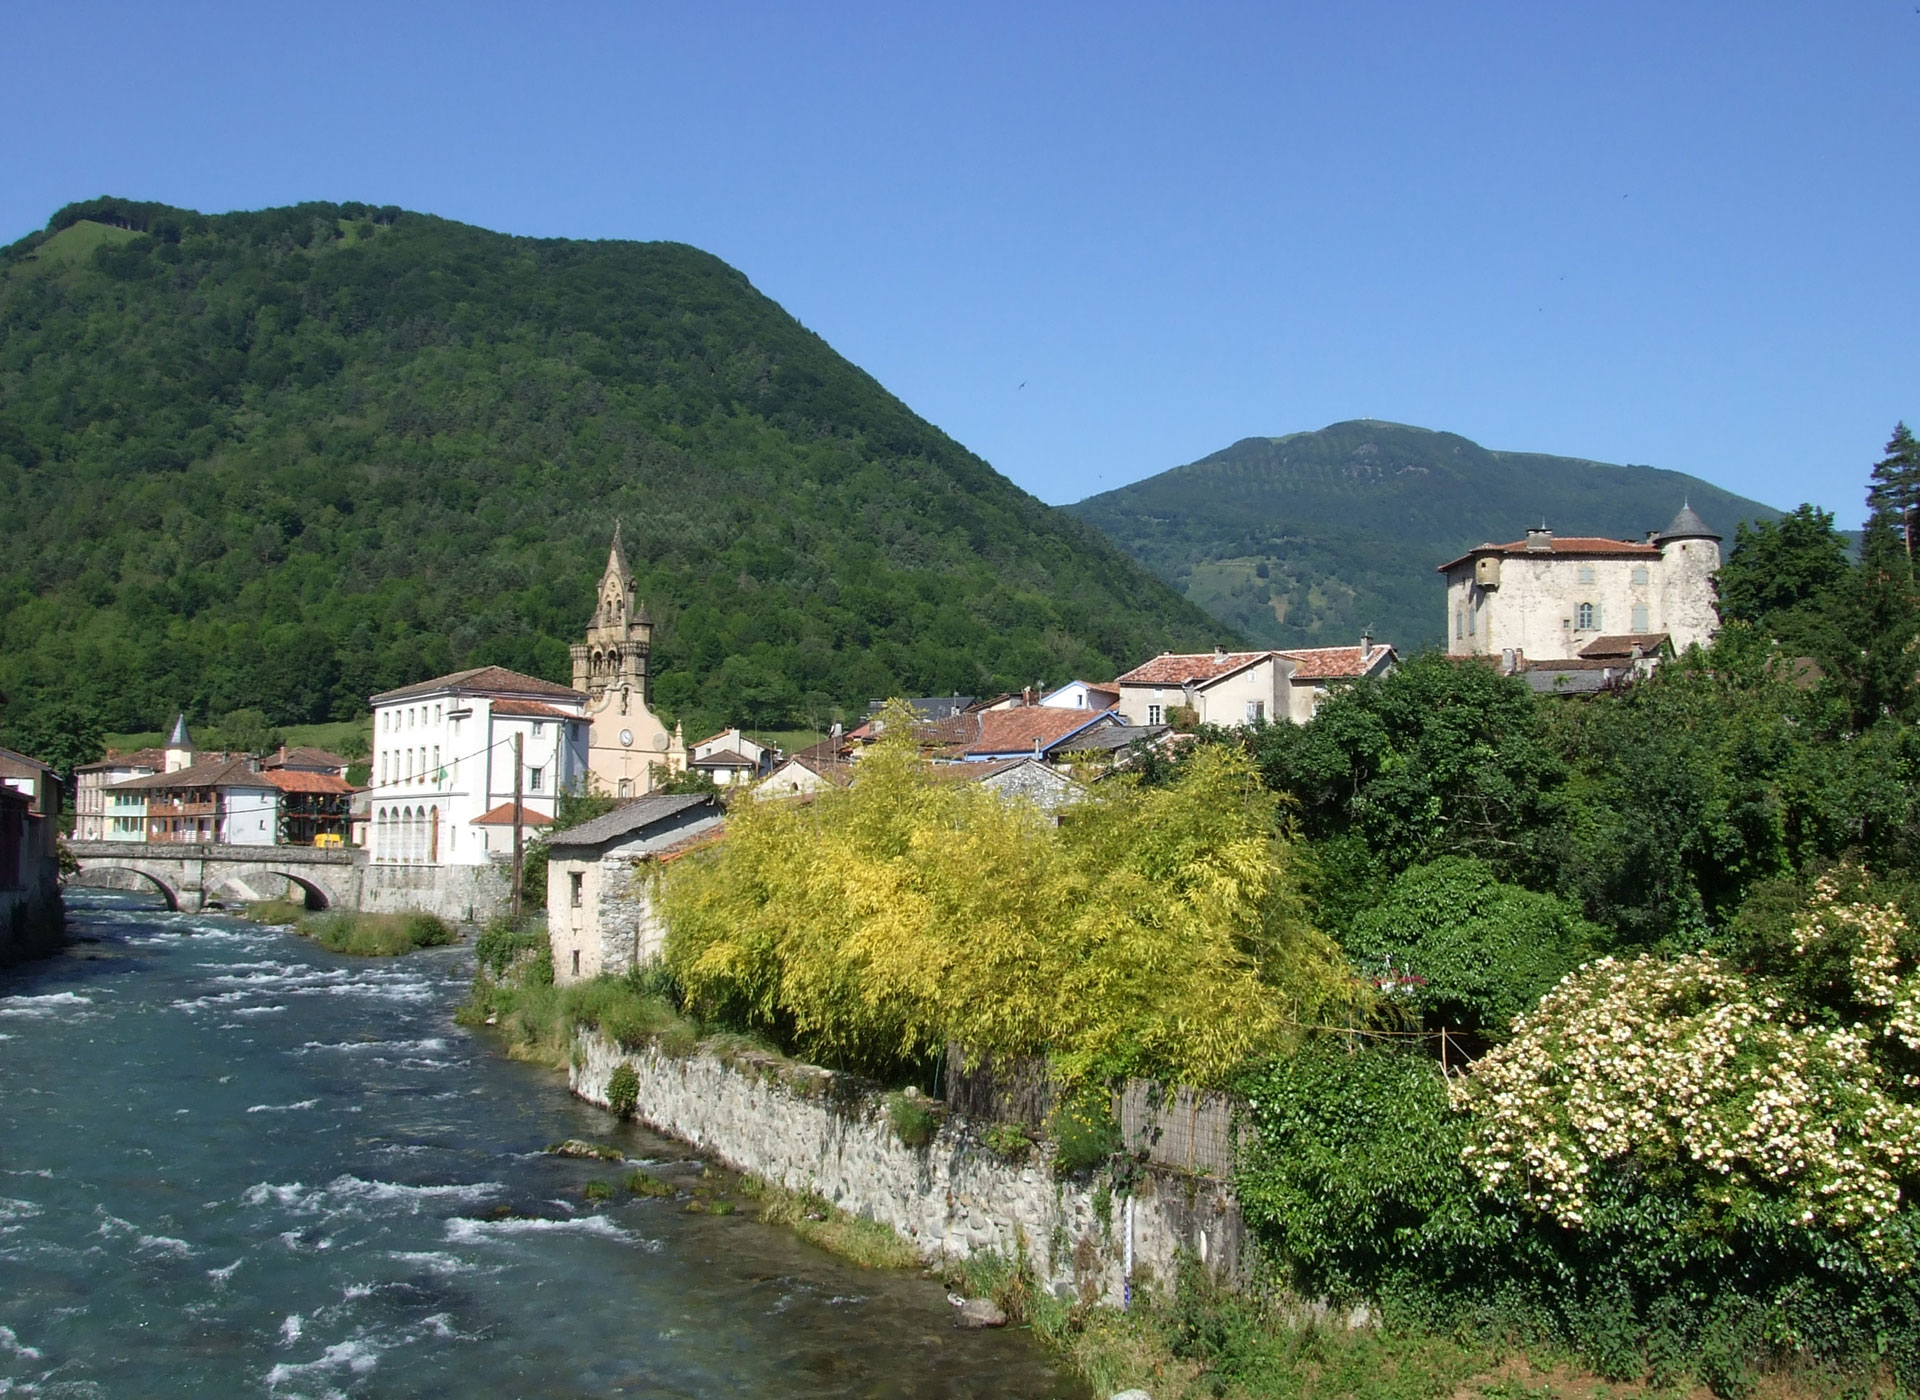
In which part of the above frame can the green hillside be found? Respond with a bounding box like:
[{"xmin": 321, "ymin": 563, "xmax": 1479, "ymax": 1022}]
[
  {"xmin": 0, "ymin": 198, "xmax": 1225, "ymax": 742},
  {"xmin": 1065, "ymin": 421, "xmax": 1782, "ymax": 651}
]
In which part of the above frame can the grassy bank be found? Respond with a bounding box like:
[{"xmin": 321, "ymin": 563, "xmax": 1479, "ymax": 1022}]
[{"xmin": 248, "ymin": 903, "xmax": 454, "ymax": 957}]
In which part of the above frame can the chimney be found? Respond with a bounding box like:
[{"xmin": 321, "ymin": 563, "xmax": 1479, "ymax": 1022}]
[
  {"xmin": 1360, "ymin": 628, "xmax": 1373, "ymax": 661},
  {"xmin": 1022, "ymin": 685, "xmax": 1034, "ymax": 707},
  {"xmin": 1212, "ymin": 643, "xmax": 1228, "ymax": 663},
  {"xmin": 1525, "ymin": 526, "xmax": 1553, "ymax": 551}
]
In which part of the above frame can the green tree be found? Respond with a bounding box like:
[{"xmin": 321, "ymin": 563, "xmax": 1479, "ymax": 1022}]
[
  {"xmin": 1246, "ymin": 653, "xmax": 1567, "ymax": 899},
  {"xmin": 214, "ymin": 707, "xmax": 282, "ymax": 758},
  {"xmin": 1344, "ymin": 856, "xmax": 1600, "ymax": 1037},
  {"xmin": 1829, "ymin": 505, "xmax": 1920, "ymax": 727},
  {"xmin": 1869, "ymin": 421, "xmax": 1920, "ymax": 562},
  {"xmin": 1713, "ymin": 503, "xmax": 1850, "ymax": 650},
  {"xmin": 0, "ymin": 700, "xmax": 105, "ymax": 780}
]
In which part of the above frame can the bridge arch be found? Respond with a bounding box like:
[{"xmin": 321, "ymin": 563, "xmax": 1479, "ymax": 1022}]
[{"xmin": 69, "ymin": 864, "xmax": 182, "ymax": 912}]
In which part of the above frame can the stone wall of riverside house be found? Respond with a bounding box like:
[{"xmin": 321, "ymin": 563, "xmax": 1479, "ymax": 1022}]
[{"xmin": 571, "ymin": 1032, "xmax": 1250, "ymax": 1307}]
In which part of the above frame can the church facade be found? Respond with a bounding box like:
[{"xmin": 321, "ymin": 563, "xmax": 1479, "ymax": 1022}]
[
  {"xmin": 1438, "ymin": 505, "xmax": 1722, "ymax": 662},
  {"xmin": 571, "ymin": 528, "xmax": 687, "ymax": 798}
]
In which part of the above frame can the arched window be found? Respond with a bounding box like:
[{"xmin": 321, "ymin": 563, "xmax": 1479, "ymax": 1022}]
[{"xmin": 1575, "ymin": 602, "xmax": 1596, "ymax": 630}]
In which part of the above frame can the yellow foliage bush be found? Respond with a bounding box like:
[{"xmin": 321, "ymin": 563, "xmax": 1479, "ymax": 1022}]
[{"xmin": 659, "ymin": 713, "xmax": 1364, "ymax": 1086}]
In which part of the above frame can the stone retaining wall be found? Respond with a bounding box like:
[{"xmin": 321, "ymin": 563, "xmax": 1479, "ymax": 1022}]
[{"xmin": 572, "ymin": 1032, "xmax": 1249, "ymax": 1306}]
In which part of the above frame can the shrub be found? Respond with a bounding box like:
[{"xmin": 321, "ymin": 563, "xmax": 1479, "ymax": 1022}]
[
  {"xmin": 476, "ymin": 916, "xmax": 544, "ymax": 977},
  {"xmin": 981, "ymin": 1121, "xmax": 1033, "ymax": 1163},
  {"xmin": 582, "ymin": 1179, "xmax": 613, "ymax": 1202},
  {"xmin": 605, "ymin": 1062, "xmax": 639, "ymax": 1117},
  {"xmin": 246, "ymin": 899, "xmax": 306, "ymax": 926},
  {"xmin": 1049, "ymin": 1084, "xmax": 1121, "ymax": 1176},
  {"xmin": 403, "ymin": 912, "xmax": 454, "ymax": 948},
  {"xmin": 885, "ymin": 1090, "xmax": 938, "ymax": 1148},
  {"xmin": 297, "ymin": 910, "xmax": 457, "ymax": 957}
]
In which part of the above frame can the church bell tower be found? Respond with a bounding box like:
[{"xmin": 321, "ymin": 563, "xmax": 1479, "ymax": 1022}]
[
  {"xmin": 574, "ymin": 526, "xmax": 684, "ymax": 797},
  {"xmin": 571, "ymin": 524, "xmax": 652, "ymax": 702}
]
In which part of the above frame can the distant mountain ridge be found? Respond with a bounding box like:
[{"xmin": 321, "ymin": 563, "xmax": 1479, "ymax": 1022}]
[
  {"xmin": 1065, "ymin": 421, "xmax": 1781, "ymax": 651},
  {"xmin": 0, "ymin": 197, "xmax": 1224, "ymax": 740}
]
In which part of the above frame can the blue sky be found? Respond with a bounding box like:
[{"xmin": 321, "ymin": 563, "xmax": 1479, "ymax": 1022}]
[{"xmin": 4, "ymin": 2, "xmax": 1914, "ymax": 521}]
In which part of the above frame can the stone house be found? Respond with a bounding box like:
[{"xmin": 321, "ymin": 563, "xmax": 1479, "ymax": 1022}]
[
  {"xmin": 547, "ymin": 793, "xmax": 725, "ymax": 984},
  {"xmin": 930, "ymin": 757, "xmax": 1085, "ymax": 815},
  {"xmin": 1114, "ymin": 640, "xmax": 1396, "ymax": 729},
  {"xmin": 754, "ymin": 752, "xmax": 854, "ymax": 800},
  {"xmin": 1438, "ymin": 506, "xmax": 1721, "ymax": 662}
]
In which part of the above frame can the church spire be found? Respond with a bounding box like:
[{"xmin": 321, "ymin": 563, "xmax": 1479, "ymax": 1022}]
[{"xmin": 606, "ymin": 522, "xmax": 631, "ymax": 589}]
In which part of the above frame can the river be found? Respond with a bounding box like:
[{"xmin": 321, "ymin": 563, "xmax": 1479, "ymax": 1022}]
[{"xmin": 0, "ymin": 891, "xmax": 1085, "ymax": 1399}]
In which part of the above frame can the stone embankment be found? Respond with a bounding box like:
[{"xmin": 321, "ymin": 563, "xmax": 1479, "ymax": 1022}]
[{"xmin": 572, "ymin": 1032, "xmax": 1247, "ymax": 1306}]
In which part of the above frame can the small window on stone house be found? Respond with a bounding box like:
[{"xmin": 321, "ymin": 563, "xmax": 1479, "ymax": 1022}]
[
  {"xmin": 1244, "ymin": 700, "xmax": 1265, "ymax": 723},
  {"xmin": 1632, "ymin": 604, "xmax": 1650, "ymax": 632},
  {"xmin": 1147, "ymin": 705, "xmax": 1162, "ymax": 725},
  {"xmin": 1455, "ymin": 609, "xmax": 1464, "ymax": 640},
  {"xmin": 572, "ymin": 950, "xmax": 581, "ymax": 977},
  {"xmin": 570, "ymin": 871, "xmax": 583, "ymax": 908},
  {"xmin": 1631, "ymin": 565, "xmax": 1650, "ymax": 586},
  {"xmin": 1578, "ymin": 565, "xmax": 1596, "ymax": 584},
  {"xmin": 1576, "ymin": 602, "xmax": 1597, "ymax": 630}
]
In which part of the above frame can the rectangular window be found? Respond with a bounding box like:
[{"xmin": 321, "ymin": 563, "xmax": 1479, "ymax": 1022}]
[
  {"xmin": 570, "ymin": 871, "xmax": 584, "ymax": 908},
  {"xmin": 529, "ymin": 766, "xmax": 544, "ymax": 793},
  {"xmin": 1631, "ymin": 564, "xmax": 1650, "ymax": 586},
  {"xmin": 533, "ymin": 721, "xmax": 544, "ymax": 737},
  {"xmin": 1467, "ymin": 604, "xmax": 1476, "ymax": 637},
  {"xmin": 1577, "ymin": 564, "xmax": 1596, "ymax": 584},
  {"xmin": 1455, "ymin": 609, "xmax": 1464, "ymax": 639},
  {"xmin": 1631, "ymin": 603, "xmax": 1650, "ymax": 632},
  {"xmin": 572, "ymin": 950, "xmax": 581, "ymax": 977},
  {"xmin": 1147, "ymin": 705, "xmax": 1163, "ymax": 725},
  {"xmin": 1244, "ymin": 700, "xmax": 1265, "ymax": 724},
  {"xmin": 434, "ymin": 704, "xmax": 442, "ymax": 724},
  {"xmin": 1576, "ymin": 602, "xmax": 1596, "ymax": 630},
  {"xmin": 432, "ymin": 746, "xmax": 440, "ymax": 774}
]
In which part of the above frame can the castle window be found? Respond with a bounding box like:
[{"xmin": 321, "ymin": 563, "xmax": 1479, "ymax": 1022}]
[
  {"xmin": 1576, "ymin": 602, "xmax": 1596, "ymax": 630},
  {"xmin": 1632, "ymin": 604, "xmax": 1650, "ymax": 632},
  {"xmin": 1467, "ymin": 603, "xmax": 1476, "ymax": 637},
  {"xmin": 1631, "ymin": 564, "xmax": 1650, "ymax": 585},
  {"xmin": 1455, "ymin": 609, "xmax": 1464, "ymax": 640}
]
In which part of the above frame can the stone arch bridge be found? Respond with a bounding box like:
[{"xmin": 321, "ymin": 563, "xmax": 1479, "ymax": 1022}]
[{"xmin": 65, "ymin": 842, "xmax": 356, "ymax": 913}]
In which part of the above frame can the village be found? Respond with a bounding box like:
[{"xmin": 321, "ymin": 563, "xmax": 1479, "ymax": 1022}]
[{"xmin": 4, "ymin": 505, "xmax": 1723, "ymax": 977}]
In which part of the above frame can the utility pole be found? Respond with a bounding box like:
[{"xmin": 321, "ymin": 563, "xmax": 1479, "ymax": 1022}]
[{"xmin": 511, "ymin": 731, "xmax": 524, "ymax": 923}]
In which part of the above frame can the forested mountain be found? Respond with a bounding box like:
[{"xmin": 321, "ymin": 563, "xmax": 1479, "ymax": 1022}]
[
  {"xmin": 0, "ymin": 198, "xmax": 1223, "ymax": 743},
  {"xmin": 1066, "ymin": 421, "xmax": 1782, "ymax": 650}
]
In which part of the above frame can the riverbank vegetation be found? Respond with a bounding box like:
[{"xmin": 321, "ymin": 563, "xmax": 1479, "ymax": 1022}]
[
  {"xmin": 248, "ymin": 903, "xmax": 453, "ymax": 956},
  {"xmin": 460, "ymin": 442, "xmax": 1920, "ymax": 1395}
]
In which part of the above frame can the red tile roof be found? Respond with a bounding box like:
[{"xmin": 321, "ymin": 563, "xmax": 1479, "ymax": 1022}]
[
  {"xmin": 964, "ymin": 708, "xmax": 1117, "ymax": 758},
  {"xmin": 470, "ymin": 801, "xmax": 553, "ymax": 826},
  {"xmin": 372, "ymin": 666, "xmax": 584, "ymax": 703},
  {"xmin": 113, "ymin": 756, "xmax": 271, "ymax": 791},
  {"xmin": 1577, "ymin": 633, "xmax": 1672, "ymax": 660},
  {"xmin": 1438, "ymin": 536, "xmax": 1661, "ymax": 571},
  {"xmin": 76, "ymin": 747, "xmax": 167, "ymax": 773},
  {"xmin": 259, "ymin": 769, "xmax": 353, "ymax": 795},
  {"xmin": 489, "ymin": 698, "xmax": 585, "ymax": 720},
  {"xmin": 690, "ymin": 748, "xmax": 757, "ymax": 769},
  {"xmin": 1114, "ymin": 652, "xmax": 1269, "ymax": 687},
  {"xmin": 1275, "ymin": 645, "xmax": 1394, "ymax": 680}
]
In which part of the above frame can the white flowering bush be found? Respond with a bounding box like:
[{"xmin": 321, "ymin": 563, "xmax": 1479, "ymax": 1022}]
[{"xmin": 1454, "ymin": 877, "xmax": 1920, "ymax": 1271}]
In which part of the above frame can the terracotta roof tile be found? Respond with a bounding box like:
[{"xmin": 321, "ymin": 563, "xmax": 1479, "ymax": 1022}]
[
  {"xmin": 1275, "ymin": 645, "xmax": 1395, "ymax": 680},
  {"xmin": 372, "ymin": 666, "xmax": 584, "ymax": 704},
  {"xmin": 470, "ymin": 801, "xmax": 553, "ymax": 826},
  {"xmin": 113, "ymin": 756, "xmax": 271, "ymax": 791},
  {"xmin": 1114, "ymin": 652, "xmax": 1269, "ymax": 687},
  {"xmin": 1438, "ymin": 536, "xmax": 1661, "ymax": 571},
  {"xmin": 690, "ymin": 748, "xmax": 757, "ymax": 768},
  {"xmin": 1577, "ymin": 633, "xmax": 1672, "ymax": 659},
  {"xmin": 963, "ymin": 708, "xmax": 1118, "ymax": 758},
  {"xmin": 76, "ymin": 748, "xmax": 167, "ymax": 773},
  {"xmin": 259, "ymin": 769, "xmax": 353, "ymax": 795},
  {"xmin": 489, "ymin": 698, "xmax": 585, "ymax": 720}
]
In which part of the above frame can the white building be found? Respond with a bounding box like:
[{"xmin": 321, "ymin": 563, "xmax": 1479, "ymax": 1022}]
[
  {"xmin": 1037, "ymin": 680, "xmax": 1120, "ymax": 711},
  {"xmin": 688, "ymin": 728, "xmax": 776, "ymax": 787},
  {"xmin": 366, "ymin": 666, "xmax": 590, "ymax": 866},
  {"xmin": 1113, "ymin": 641, "xmax": 1396, "ymax": 729},
  {"xmin": 75, "ymin": 748, "xmax": 163, "ymax": 841},
  {"xmin": 1438, "ymin": 507, "xmax": 1722, "ymax": 662}
]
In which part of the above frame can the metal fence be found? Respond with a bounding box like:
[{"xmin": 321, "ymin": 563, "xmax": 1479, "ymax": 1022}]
[{"xmin": 1116, "ymin": 1079, "xmax": 1240, "ymax": 1178}]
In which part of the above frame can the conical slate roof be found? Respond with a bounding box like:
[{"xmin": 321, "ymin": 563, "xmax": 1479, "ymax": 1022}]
[
  {"xmin": 166, "ymin": 713, "xmax": 194, "ymax": 747},
  {"xmin": 1657, "ymin": 502, "xmax": 1718, "ymax": 541}
]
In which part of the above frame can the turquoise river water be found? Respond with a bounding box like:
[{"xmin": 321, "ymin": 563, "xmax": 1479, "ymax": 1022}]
[{"xmin": 0, "ymin": 891, "xmax": 1085, "ymax": 1399}]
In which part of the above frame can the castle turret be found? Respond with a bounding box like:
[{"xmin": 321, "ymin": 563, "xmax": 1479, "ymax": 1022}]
[{"xmin": 1655, "ymin": 501, "xmax": 1721, "ymax": 652}]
